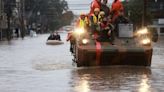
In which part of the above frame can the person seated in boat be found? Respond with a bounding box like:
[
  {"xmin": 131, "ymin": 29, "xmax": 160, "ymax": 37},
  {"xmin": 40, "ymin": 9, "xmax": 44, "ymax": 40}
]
[
  {"xmin": 47, "ymin": 32, "xmax": 61, "ymax": 41},
  {"xmin": 47, "ymin": 32, "xmax": 55, "ymax": 40},
  {"xmin": 97, "ymin": 17, "xmax": 114, "ymax": 43},
  {"xmin": 56, "ymin": 32, "xmax": 61, "ymax": 41}
]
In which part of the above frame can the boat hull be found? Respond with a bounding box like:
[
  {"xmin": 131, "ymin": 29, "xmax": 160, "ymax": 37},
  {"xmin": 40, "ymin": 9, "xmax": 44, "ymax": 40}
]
[{"xmin": 46, "ymin": 40, "xmax": 64, "ymax": 45}]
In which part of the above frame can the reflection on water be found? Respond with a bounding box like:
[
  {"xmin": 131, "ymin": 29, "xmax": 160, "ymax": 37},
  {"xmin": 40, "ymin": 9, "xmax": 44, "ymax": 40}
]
[
  {"xmin": 71, "ymin": 66, "xmax": 152, "ymax": 92},
  {"xmin": 139, "ymin": 75, "xmax": 150, "ymax": 92},
  {"xmin": 75, "ymin": 79, "xmax": 90, "ymax": 92},
  {"xmin": 34, "ymin": 63, "xmax": 74, "ymax": 71}
]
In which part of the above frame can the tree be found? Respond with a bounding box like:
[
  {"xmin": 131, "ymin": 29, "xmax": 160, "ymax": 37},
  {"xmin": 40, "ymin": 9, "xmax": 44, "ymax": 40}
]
[
  {"xmin": 61, "ymin": 11, "xmax": 74, "ymax": 26},
  {"xmin": 122, "ymin": 0, "xmax": 153, "ymax": 28},
  {"xmin": 24, "ymin": 0, "xmax": 73, "ymax": 32},
  {"xmin": 3, "ymin": 0, "xmax": 15, "ymax": 40}
]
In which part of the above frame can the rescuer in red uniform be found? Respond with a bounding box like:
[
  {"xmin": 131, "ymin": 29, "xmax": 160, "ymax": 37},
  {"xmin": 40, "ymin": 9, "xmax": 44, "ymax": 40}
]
[
  {"xmin": 89, "ymin": 0, "xmax": 101, "ymax": 15},
  {"xmin": 111, "ymin": 0, "xmax": 124, "ymax": 22}
]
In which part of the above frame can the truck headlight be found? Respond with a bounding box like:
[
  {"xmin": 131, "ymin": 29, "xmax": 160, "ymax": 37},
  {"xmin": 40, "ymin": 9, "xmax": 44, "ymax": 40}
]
[
  {"xmin": 136, "ymin": 28, "xmax": 151, "ymax": 46},
  {"xmin": 75, "ymin": 28, "xmax": 85, "ymax": 35},
  {"xmin": 82, "ymin": 39, "xmax": 89, "ymax": 45},
  {"xmin": 136, "ymin": 28, "xmax": 149, "ymax": 35},
  {"xmin": 141, "ymin": 38, "xmax": 151, "ymax": 45}
]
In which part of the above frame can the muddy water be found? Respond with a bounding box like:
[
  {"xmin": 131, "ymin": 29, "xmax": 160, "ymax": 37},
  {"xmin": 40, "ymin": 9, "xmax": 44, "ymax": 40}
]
[{"xmin": 0, "ymin": 33, "xmax": 164, "ymax": 92}]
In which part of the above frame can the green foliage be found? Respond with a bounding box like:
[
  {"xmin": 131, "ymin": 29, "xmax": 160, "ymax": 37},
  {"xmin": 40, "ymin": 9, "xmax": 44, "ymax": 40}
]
[
  {"xmin": 61, "ymin": 11, "xmax": 74, "ymax": 25},
  {"xmin": 122, "ymin": 0, "xmax": 153, "ymax": 28},
  {"xmin": 25, "ymin": 0, "xmax": 73, "ymax": 31}
]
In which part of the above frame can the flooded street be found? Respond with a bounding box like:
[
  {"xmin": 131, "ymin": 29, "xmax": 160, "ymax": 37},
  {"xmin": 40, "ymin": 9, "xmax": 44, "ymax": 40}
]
[{"xmin": 0, "ymin": 33, "xmax": 164, "ymax": 92}]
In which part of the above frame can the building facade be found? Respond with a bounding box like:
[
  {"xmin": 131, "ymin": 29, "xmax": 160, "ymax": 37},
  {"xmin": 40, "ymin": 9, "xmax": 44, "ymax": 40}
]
[
  {"xmin": 148, "ymin": 0, "xmax": 164, "ymax": 35},
  {"xmin": 148, "ymin": 0, "xmax": 164, "ymax": 19}
]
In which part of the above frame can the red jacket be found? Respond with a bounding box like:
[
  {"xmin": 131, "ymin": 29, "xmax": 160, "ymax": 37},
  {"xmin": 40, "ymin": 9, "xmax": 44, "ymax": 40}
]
[
  {"xmin": 100, "ymin": 22, "xmax": 108, "ymax": 29},
  {"xmin": 89, "ymin": 0, "xmax": 101, "ymax": 16},
  {"xmin": 111, "ymin": 0, "xmax": 124, "ymax": 22}
]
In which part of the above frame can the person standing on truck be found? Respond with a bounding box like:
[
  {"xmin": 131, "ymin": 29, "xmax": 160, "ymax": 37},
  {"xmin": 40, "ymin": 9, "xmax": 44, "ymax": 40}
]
[
  {"xmin": 114, "ymin": 10, "xmax": 129, "ymax": 37},
  {"xmin": 89, "ymin": 0, "xmax": 101, "ymax": 15},
  {"xmin": 76, "ymin": 13, "xmax": 89, "ymax": 29},
  {"xmin": 98, "ymin": 11, "xmax": 105, "ymax": 23},
  {"xmin": 98, "ymin": 17, "xmax": 114, "ymax": 42},
  {"xmin": 90, "ymin": 8, "xmax": 101, "ymax": 34},
  {"xmin": 110, "ymin": 0, "xmax": 124, "ymax": 23},
  {"xmin": 101, "ymin": 0, "xmax": 110, "ymax": 18}
]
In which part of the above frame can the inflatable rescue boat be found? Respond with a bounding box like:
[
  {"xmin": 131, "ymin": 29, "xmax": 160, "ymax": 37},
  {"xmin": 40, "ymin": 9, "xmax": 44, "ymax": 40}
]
[{"xmin": 46, "ymin": 40, "xmax": 64, "ymax": 45}]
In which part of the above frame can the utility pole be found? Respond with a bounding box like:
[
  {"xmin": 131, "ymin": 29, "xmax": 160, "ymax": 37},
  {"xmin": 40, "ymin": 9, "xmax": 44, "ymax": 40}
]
[
  {"xmin": 4, "ymin": 0, "xmax": 12, "ymax": 41},
  {"xmin": 20, "ymin": 0, "xmax": 25, "ymax": 39},
  {"xmin": 0, "ymin": 0, "xmax": 2, "ymax": 40},
  {"xmin": 143, "ymin": 0, "xmax": 147, "ymax": 26}
]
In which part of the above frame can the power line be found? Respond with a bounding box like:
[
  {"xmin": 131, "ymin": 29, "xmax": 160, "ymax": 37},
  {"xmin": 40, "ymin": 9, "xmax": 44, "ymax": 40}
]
[
  {"xmin": 69, "ymin": 9, "xmax": 89, "ymax": 10},
  {"xmin": 68, "ymin": 4, "xmax": 90, "ymax": 5}
]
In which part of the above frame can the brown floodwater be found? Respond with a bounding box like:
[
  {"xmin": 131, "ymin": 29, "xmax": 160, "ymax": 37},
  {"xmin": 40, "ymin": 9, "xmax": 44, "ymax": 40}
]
[{"xmin": 0, "ymin": 33, "xmax": 164, "ymax": 92}]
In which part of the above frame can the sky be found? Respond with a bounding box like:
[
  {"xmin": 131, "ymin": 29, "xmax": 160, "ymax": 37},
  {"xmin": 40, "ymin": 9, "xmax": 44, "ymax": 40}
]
[{"xmin": 66, "ymin": 0, "xmax": 115, "ymax": 14}]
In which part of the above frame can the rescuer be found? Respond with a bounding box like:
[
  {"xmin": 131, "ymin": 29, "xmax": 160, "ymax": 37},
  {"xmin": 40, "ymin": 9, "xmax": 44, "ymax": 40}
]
[
  {"xmin": 114, "ymin": 10, "xmax": 129, "ymax": 37},
  {"xmin": 101, "ymin": 0, "xmax": 110, "ymax": 17},
  {"xmin": 66, "ymin": 30, "xmax": 76, "ymax": 53},
  {"xmin": 99, "ymin": 11, "xmax": 105, "ymax": 23},
  {"xmin": 89, "ymin": 0, "xmax": 101, "ymax": 15},
  {"xmin": 90, "ymin": 8, "xmax": 100, "ymax": 33},
  {"xmin": 76, "ymin": 13, "xmax": 89, "ymax": 29},
  {"xmin": 98, "ymin": 17, "xmax": 114, "ymax": 42},
  {"xmin": 111, "ymin": 0, "xmax": 124, "ymax": 22}
]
